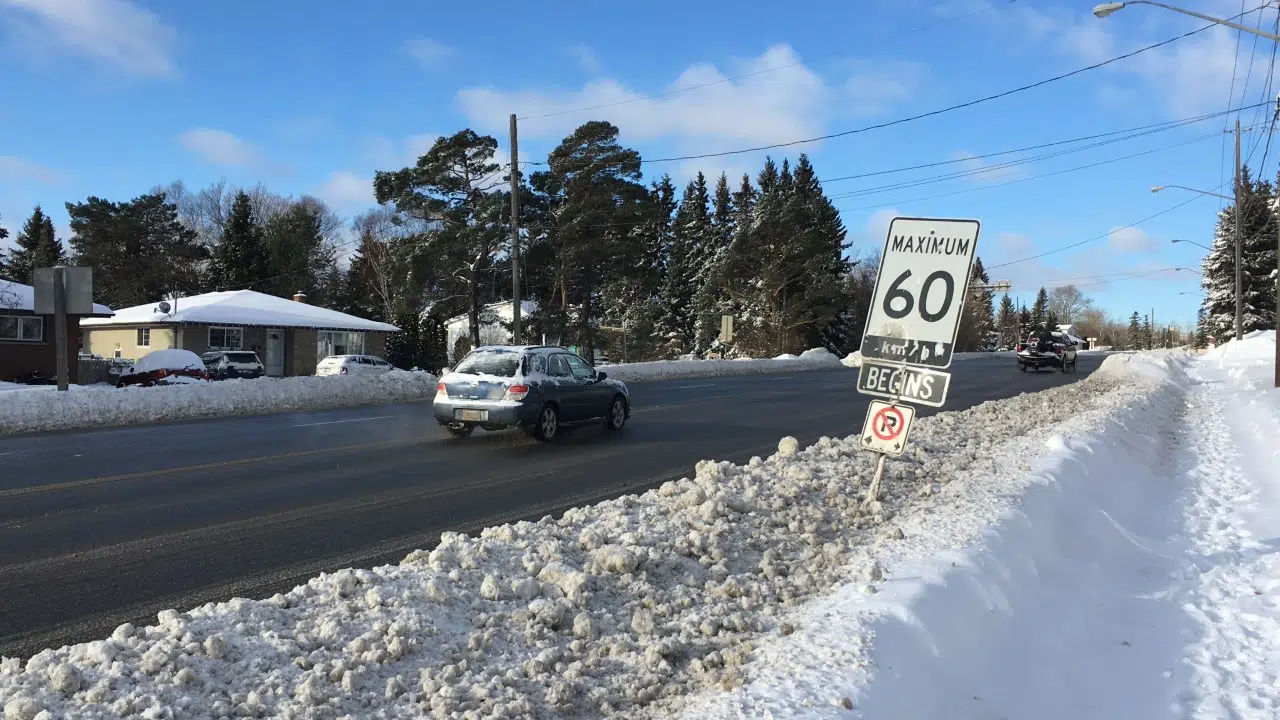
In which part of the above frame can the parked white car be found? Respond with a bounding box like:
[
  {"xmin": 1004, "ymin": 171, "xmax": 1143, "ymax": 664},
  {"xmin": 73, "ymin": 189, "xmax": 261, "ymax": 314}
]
[{"xmin": 316, "ymin": 354, "xmax": 395, "ymax": 376}]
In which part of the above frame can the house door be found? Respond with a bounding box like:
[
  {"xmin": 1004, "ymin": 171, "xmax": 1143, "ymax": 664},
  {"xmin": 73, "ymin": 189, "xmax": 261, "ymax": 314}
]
[{"xmin": 266, "ymin": 329, "xmax": 285, "ymax": 376}]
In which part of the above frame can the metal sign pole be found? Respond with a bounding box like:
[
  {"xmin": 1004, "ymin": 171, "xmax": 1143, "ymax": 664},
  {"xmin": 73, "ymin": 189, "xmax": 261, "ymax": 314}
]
[
  {"xmin": 53, "ymin": 266, "xmax": 69, "ymax": 392},
  {"xmin": 863, "ymin": 353, "xmax": 909, "ymax": 508}
]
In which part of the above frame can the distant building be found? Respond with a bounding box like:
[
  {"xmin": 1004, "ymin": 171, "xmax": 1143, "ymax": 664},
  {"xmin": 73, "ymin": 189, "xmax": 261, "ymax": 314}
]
[
  {"xmin": 443, "ymin": 300, "xmax": 539, "ymax": 362},
  {"xmin": 1056, "ymin": 323, "xmax": 1089, "ymax": 349},
  {"xmin": 0, "ymin": 280, "xmax": 114, "ymax": 383},
  {"xmin": 81, "ymin": 290, "xmax": 398, "ymax": 376}
]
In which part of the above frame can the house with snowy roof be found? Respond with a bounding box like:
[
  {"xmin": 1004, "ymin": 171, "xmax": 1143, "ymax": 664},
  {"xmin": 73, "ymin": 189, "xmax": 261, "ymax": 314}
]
[
  {"xmin": 1056, "ymin": 323, "xmax": 1089, "ymax": 350},
  {"xmin": 441, "ymin": 299, "xmax": 539, "ymax": 362},
  {"xmin": 80, "ymin": 289, "xmax": 398, "ymax": 377},
  {"xmin": 0, "ymin": 279, "xmax": 114, "ymax": 383}
]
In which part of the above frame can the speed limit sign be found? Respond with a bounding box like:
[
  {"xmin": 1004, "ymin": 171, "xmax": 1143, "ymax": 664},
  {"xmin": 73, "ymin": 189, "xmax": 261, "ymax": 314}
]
[{"xmin": 860, "ymin": 217, "xmax": 980, "ymax": 369}]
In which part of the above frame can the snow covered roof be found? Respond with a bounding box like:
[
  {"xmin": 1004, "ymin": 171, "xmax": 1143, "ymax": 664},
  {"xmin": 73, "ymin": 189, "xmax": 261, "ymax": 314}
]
[
  {"xmin": 0, "ymin": 280, "xmax": 114, "ymax": 316},
  {"xmin": 444, "ymin": 299, "xmax": 539, "ymax": 329},
  {"xmin": 80, "ymin": 290, "xmax": 398, "ymax": 332}
]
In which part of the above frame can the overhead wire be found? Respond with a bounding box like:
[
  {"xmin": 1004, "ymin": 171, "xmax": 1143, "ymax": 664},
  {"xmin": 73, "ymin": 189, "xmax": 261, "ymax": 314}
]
[
  {"xmin": 519, "ymin": 2, "xmax": 1270, "ymax": 167},
  {"xmin": 516, "ymin": 1, "xmax": 1019, "ymax": 121}
]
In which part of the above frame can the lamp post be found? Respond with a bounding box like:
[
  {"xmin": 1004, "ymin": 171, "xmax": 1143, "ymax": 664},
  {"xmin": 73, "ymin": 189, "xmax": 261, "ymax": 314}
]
[
  {"xmin": 1171, "ymin": 238, "xmax": 1213, "ymax": 251},
  {"xmin": 1152, "ymin": 184, "xmax": 1242, "ymax": 343},
  {"xmin": 1094, "ymin": 2, "xmax": 1280, "ymax": 41}
]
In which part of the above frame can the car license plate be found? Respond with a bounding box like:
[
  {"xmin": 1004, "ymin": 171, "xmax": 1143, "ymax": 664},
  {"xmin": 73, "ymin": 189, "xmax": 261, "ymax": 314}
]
[{"xmin": 456, "ymin": 409, "xmax": 487, "ymax": 422}]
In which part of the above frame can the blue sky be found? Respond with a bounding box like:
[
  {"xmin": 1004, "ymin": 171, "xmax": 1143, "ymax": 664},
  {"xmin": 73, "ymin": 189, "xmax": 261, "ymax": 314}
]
[{"xmin": 1, "ymin": 0, "xmax": 1276, "ymax": 328}]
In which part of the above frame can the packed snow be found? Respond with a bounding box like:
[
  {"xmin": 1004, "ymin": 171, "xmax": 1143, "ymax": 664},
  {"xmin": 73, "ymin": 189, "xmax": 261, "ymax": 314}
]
[
  {"xmin": 126, "ymin": 349, "xmax": 205, "ymax": 374},
  {"xmin": 0, "ymin": 349, "xmax": 1173, "ymax": 719},
  {"xmin": 0, "ymin": 280, "xmax": 114, "ymax": 315},
  {"xmin": 0, "ymin": 370, "xmax": 437, "ymax": 436},
  {"xmin": 601, "ymin": 347, "xmax": 843, "ymax": 382}
]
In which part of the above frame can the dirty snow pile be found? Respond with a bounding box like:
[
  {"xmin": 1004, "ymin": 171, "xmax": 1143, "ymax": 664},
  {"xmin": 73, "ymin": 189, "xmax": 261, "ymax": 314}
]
[
  {"xmin": 0, "ymin": 354, "xmax": 1169, "ymax": 720},
  {"xmin": 604, "ymin": 347, "xmax": 843, "ymax": 382},
  {"xmin": 0, "ymin": 370, "xmax": 437, "ymax": 436}
]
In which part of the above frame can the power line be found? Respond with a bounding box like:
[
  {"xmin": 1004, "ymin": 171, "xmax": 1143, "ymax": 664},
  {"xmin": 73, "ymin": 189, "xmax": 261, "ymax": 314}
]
[
  {"xmin": 987, "ymin": 180, "xmax": 1232, "ymax": 271},
  {"xmin": 550, "ymin": 2, "xmax": 1271, "ymax": 167},
  {"xmin": 516, "ymin": 1, "xmax": 1018, "ymax": 121}
]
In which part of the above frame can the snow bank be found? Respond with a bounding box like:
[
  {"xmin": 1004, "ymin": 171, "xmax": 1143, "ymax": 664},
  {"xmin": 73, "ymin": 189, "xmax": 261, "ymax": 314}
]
[
  {"xmin": 0, "ymin": 352, "xmax": 1168, "ymax": 719},
  {"xmin": 0, "ymin": 371, "xmax": 437, "ymax": 436},
  {"xmin": 605, "ymin": 348, "xmax": 844, "ymax": 382},
  {"xmin": 1203, "ymin": 329, "xmax": 1275, "ymax": 368}
]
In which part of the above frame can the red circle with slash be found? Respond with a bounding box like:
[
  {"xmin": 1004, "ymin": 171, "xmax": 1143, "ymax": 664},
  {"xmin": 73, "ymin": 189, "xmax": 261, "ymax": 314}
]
[{"xmin": 871, "ymin": 406, "xmax": 906, "ymax": 441}]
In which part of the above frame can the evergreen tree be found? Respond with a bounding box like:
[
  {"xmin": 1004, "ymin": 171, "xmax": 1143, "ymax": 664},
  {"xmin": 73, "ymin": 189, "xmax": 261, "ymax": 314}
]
[
  {"xmin": 1030, "ymin": 287, "xmax": 1049, "ymax": 333},
  {"xmin": 1200, "ymin": 165, "xmax": 1277, "ymax": 341},
  {"xmin": 67, "ymin": 193, "xmax": 206, "ymax": 309},
  {"xmin": 3, "ymin": 206, "xmax": 66, "ymax": 284},
  {"xmin": 1046, "ymin": 310, "xmax": 1060, "ymax": 333},
  {"xmin": 690, "ymin": 173, "xmax": 739, "ymax": 354},
  {"xmin": 262, "ymin": 201, "xmax": 331, "ymax": 300},
  {"xmin": 1142, "ymin": 314, "xmax": 1153, "ymax": 350},
  {"xmin": 0, "ymin": 213, "xmax": 8, "ymax": 281},
  {"xmin": 1127, "ymin": 311, "xmax": 1142, "ymax": 350},
  {"xmin": 996, "ymin": 293, "xmax": 1018, "ymax": 348},
  {"xmin": 1018, "ymin": 303, "xmax": 1031, "ymax": 338},
  {"xmin": 956, "ymin": 257, "xmax": 994, "ymax": 351},
  {"xmin": 209, "ymin": 191, "xmax": 268, "ymax": 291},
  {"xmin": 656, "ymin": 172, "xmax": 712, "ymax": 355}
]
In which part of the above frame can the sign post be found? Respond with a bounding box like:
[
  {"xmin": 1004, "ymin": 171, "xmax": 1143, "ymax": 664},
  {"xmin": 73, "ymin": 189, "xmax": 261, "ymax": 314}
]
[
  {"xmin": 33, "ymin": 266, "xmax": 94, "ymax": 392},
  {"xmin": 855, "ymin": 217, "xmax": 980, "ymax": 506}
]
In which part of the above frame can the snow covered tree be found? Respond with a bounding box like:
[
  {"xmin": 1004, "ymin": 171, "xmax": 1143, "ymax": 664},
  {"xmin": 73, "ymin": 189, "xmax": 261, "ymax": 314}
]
[
  {"xmin": 1200, "ymin": 165, "xmax": 1277, "ymax": 341},
  {"xmin": 1142, "ymin": 314, "xmax": 1153, "ymax": 350},
  {"xmin": 2, "ymin": 206, "xmax": 66, "ymax": 284},
  {"xmin": 0, "ymin": 213, "xmax": 8, "ymax": 281},
  {"xmin": 996, "ymin": 293, "xmax": 1018, "ymax": 348},
  {"xmin": 655, "ymin": 172, "xmax": 711, "ymax": 355},
  {"xmin": 691, "ymin": 173, "xmax": 738, "ymax": 354},
  {"xmin": 955, "ymin": 257, "xmax": 994, "ymax": 351},
  {"xmin": 1045, "ymin": 310, "xmax": 1060, "ymax": 333}
]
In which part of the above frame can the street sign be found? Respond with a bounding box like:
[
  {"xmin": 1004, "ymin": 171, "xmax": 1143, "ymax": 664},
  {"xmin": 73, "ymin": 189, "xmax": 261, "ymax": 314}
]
[
  {"xmin": 33, "ymin": 267, "xmax": 94, "ymax": 315},
  {"xmin": 719, "ymin": 315, "xmax": 734, "ymax": 343},
  {"xmin": 860, "ymin": 217, "xmax": 981, "ymax": 370},
  {"xmin": 856, "ymin": 360, "xmax": 951, "ymax": 408},
  {"xmin": 860, "ymin": 400, "xmax": 916, "ymax": 456}
]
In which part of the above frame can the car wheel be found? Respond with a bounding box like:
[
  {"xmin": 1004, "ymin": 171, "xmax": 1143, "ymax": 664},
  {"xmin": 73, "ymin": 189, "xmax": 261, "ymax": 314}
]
[
  {"xmin": 605, "ymin": 396, "xmax": 627, "ymax": 431},
  {"xmin": 445, "ymin": 423, "xmax": 474, "ymax": 438},
  {"xmin": 530, "ymin": 404, "xmax": 559, "ymax": 442},
  {"xmin": 1019, "ymin": 363, "xmax": 1027, "ymax": 372}
]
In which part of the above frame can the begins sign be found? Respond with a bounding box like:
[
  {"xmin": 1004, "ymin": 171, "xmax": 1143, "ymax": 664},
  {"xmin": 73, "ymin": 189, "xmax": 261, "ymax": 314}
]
[
  {"xmin": 856, "ymin": 360, "xmax": 951, "ymax": 408},
  {"xmin": 860, "ymin": 217, "xmax": 981, "ymax": 370}
]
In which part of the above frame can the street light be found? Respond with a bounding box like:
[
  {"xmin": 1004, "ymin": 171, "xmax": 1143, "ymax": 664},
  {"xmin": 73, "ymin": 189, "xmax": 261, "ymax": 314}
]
[
  {"xmin": 1171, "ymin": 238, "xmax": 1213, "ymax": 251},
  {"xmin": 1179, "ymin": 291, "xmax": 1204, "ymax": 296},
  {"xmin": 1153, "ymin": 184, "xmax": 1242, "ymax": 342},
  {"xmin": 1175, "ymin": 267, "xmax": 1204, "ymax": 276},
  {"xmin": 1151, "ymin": 185, "xmax": 1233, "ymax": 201},
  {"xmin": 1094, "ymin": 2, "xmax": 1280, "ymax": 41}
]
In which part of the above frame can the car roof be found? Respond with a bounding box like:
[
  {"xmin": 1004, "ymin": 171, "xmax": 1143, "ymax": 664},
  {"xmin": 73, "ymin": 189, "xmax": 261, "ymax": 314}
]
[{"xmin": 470, "ymin": 344, "xmax": 569, "ymax": 354}]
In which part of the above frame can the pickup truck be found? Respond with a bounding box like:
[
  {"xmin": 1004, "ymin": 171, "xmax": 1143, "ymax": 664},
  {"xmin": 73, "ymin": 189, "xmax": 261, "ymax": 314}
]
[{"xmin": 1016, "ymin": 331, "xmax": 1078, "ymax": 373}]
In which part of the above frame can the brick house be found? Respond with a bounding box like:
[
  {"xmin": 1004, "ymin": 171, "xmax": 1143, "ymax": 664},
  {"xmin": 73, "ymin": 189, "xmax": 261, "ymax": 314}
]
[
  {"xmin": 0, "ymin": 279, "xmax": 114, "ymax": 383},
  {"xmin": 80, "ymin": 290, "xmax": 398, "ymax": 377}
]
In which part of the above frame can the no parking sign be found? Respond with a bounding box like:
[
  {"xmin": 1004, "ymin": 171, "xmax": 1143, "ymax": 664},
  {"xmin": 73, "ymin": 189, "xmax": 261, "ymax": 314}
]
[{"xmin": 860, "ymin": 400, "xmax": 915, "ymax": 457}]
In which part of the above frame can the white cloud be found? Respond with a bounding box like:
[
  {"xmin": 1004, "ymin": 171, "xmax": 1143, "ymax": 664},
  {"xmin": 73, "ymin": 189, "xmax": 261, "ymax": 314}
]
[
  {"xmin": 0, "ymin": 155, "xmax": 63, "ymax": 184},
  {"xmin": 1108, "ymin": 227, "xmax": 1158, "ymax": 253},
  {"xmin": 569, "ymin": 43, "xmax": 601, "ymax": 74},
  {"xmin": 861, "ymin": 207, "xmax": 901, "ymax": 248},
  {"xmin": 313, "ymin": 171, "xmax": 374, "ymax": 211},
  {"xmin": 178, "ymin": 128, "xmax": 263, "ymax": 168},
  {"xmin": 403, "ymin": 37, "xmax": 452, "ymax": 70},
  {"xmin": 458, "ymin": 44, "xmax": 830, "ymax": 156},
  {"xmin": 0, "ymin": 0, "xmax": 177, "ymax": 77},
  {"xmin": 842, "ymin": 59, "xmax": 927, "ymax": 117}
]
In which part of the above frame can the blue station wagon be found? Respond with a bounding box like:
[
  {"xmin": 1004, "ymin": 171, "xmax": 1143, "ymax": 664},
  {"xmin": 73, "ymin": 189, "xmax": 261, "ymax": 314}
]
[{"xmin": 433, "ymin": 345, "xmax": 631, "ymax": 441}]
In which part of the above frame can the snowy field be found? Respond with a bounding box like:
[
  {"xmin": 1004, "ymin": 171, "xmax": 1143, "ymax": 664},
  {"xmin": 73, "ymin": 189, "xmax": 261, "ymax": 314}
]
[
  {"xmin": 2, "ymin": 343, "xmax": 1231, "ymax": 719},
  {"xmin": 0, "ymin": 371, "xmax": 439, "ymax": 436}
]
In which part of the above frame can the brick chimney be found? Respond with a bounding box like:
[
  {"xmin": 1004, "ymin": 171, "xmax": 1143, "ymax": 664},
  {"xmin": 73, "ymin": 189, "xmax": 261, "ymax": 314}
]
[{"xmin": 292, "ymin": 291, "xmax": 307, "ymax": 303}]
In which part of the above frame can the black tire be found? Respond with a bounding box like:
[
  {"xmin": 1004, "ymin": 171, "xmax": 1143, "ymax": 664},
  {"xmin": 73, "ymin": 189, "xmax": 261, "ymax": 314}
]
[
  {"xmin": 604, "ymin": 396, "xmax": 627, "ymax": 431},
  {"xmin": 444, "ymin": 423, "xmax": 474, "ymax": 438},
  {"xmin": 1019, "ymin": 363, "xmax": 1028, "ymax": 372},
  {"xmin": 529, "ymin": 404, "xmax": 559, "ymax": 442},
  {"xmin": 1060, "ymin": 359, "xmax": 1067, "ymax": 373}
]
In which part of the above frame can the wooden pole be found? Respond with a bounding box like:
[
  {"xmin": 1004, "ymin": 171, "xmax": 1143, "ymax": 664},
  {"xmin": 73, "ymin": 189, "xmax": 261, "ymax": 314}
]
[
  {"xmin": 53, "ymin": 266, "xmax": 69, "ymax": 392},
  {"xmin": 509, "ymin": 113, "xmax": 522, "ymax": 345}
]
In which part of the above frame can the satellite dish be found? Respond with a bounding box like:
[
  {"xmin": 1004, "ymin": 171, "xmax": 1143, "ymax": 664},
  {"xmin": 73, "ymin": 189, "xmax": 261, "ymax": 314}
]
[{"xmin": 157, "ymin": 301, "xmax": 171, "ymax": 314}]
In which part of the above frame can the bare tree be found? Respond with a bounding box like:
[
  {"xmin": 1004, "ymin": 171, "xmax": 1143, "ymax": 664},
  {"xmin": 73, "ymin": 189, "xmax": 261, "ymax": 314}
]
[
  {"xmin": 1048, "ymin": 284, "xmax": 1093, "ymax": 324},
  {"xmin": 0, "ymin": 280, "xmax": 20, "ymax": 310}
]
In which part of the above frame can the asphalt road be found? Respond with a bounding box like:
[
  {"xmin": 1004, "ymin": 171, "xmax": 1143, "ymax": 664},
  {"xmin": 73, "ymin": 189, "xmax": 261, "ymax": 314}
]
[{"xmin": 0, "ymin": 354, "xmax": 1107, "ymax": 658}]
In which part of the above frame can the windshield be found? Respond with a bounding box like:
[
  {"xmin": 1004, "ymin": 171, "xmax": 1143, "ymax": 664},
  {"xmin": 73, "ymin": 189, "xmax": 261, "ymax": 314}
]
[
  {"xmin": 227, "ymin": 352, "xmax": 258, "ymax": 363},
  {"xmin": 453, "ymin": 350, "xmax": 520, "ymax": 377}
]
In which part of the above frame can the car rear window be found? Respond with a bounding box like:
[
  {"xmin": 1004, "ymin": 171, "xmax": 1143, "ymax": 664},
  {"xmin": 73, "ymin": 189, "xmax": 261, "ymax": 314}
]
[
  {"xmin": 454, "ymin": 350, "xmax": 520, "ymax": 377},
  {"xmin": 228, "ymin": 352, "xmax": 258, "ymax": 363}
]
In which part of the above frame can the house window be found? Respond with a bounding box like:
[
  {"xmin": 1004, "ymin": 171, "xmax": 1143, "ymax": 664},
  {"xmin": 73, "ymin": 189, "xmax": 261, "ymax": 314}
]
[
  {"xmin": 0, "ymin": 316, "xmax": 43, "ymax": 342},
  {"xmin": 317, "ymin": 330, "xmax": 365, "ymax": 361},
  {"xmin": 137, "ymin": 328, "xmax": 151, "ymax": 347},
  {"xmin": 209, "ymin": 326, "xmax": 244, "ymax": 350}
]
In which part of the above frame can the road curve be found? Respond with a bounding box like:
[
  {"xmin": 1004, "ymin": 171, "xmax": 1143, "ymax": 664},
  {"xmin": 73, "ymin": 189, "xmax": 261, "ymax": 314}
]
[{"xmin": 0, "ymin": 354, "xmax": 1106, "ymax": 658}]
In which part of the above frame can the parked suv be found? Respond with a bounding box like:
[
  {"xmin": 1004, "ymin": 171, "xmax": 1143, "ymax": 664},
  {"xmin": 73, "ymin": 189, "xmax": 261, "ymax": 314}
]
[
  {"xmin": 201, "ymin": 350, "xmax": 266, "ymax": 380},
  {"xmin": 433, "ymin": 345, "xmax": 631, "ymax": 441}
]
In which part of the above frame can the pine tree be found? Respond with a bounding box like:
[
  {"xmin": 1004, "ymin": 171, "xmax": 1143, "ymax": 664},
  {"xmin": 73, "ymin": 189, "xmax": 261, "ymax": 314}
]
[
  {"xmin": 209, "ymin": 191, "xmax": 268, "ymax": 291},
  {"xmin": 1201, "ymin": 165, "xmax": 1277, "ymax": 341},
  {"xmin": 691, "ymin": 173, "xmax": 737, "ymax": 354},
  {"xmin": 1030, "ymin": 287, "xmax": 1049, "ymax": 333},
  {"xmin": 1127, "ymin": 311, "xmax": 1142, "ymax": 350},
  {"xmin": 4, "ymin": 206, "xmax": 66, "ymax": 284},
  {"xmin": 956, "ymin": 257, "xmax": 994, "ymax": 351},
  {"xmin": 0, "ymin": 213, "xmax": 9, "ymax": 281},
  {"xmin": 656, "ymin": 172, "xmax": 712, "ymax": 355},
  {"xmin": 1046, "ymin": 310, "xmax": 1060, "ymax": 333},
  {"xmin": 1018, "ymin": 303, "xmax": 1031, "ymax": 338},
  {"xmin": 1142, "ymin": 314, "xmax": 1153, "ymax": 350},
  {"xmin": 996, "ymin": 293, "xmax": 1018, "ymax": 348}
]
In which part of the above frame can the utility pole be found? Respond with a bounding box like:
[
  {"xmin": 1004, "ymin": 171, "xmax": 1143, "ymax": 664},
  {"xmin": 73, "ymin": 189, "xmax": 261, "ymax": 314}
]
[
  {"xmin": 1235, "ymin": 118, "xmax": 1244, "ymax": 343},
  {"xmin": 509, "ymin": 113, "xmax": 522, "ymax": 345}
]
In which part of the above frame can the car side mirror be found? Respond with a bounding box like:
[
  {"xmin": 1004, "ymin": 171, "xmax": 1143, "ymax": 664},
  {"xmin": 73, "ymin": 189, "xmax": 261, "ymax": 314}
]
[{"xmin": 596, "ymin": 371, "xmax": 607, "ymax": 381}]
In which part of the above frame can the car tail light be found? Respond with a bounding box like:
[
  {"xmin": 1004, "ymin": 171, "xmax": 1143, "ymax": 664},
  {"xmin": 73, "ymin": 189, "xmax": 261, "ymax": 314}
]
[
  {"xmin": 504, "ymin": 384, "xmax": 530, "ymax": 401},
  {"xmin": 156, "ymin": 369, "xmax": 170, "ymax": 379},
  {"xmin": 436, "ymin": 382, "xmax": 448, "ymax": 399}
]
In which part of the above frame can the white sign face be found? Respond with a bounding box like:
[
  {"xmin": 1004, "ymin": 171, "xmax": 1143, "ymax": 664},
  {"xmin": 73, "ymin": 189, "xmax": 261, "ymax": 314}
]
[
  {"xmin": 32, "ymin": 267, "xmax": 94, "ymax": 315},
  {"xmin": 860, "ymin": 400, "xmax": 916, "ymax": 456},
  {"xmin": 860, "ymin": 217, "xmax": 981, "ymax": 370}
]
